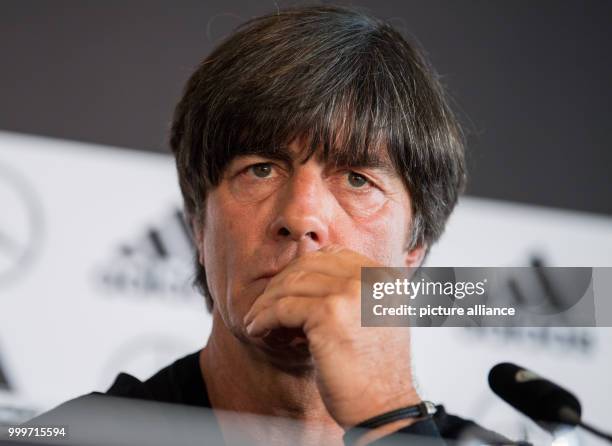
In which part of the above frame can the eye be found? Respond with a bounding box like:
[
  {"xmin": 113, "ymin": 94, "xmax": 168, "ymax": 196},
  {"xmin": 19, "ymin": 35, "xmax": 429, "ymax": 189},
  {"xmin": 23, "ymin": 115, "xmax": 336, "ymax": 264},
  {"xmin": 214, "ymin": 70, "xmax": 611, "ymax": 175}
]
[
  {"xmin": 347, "ymin": 171, "xmax": 369, "ymax": 188},
  {"xmin": 249, "ymin": 163, "xmax": 273, "ymax": 178}
]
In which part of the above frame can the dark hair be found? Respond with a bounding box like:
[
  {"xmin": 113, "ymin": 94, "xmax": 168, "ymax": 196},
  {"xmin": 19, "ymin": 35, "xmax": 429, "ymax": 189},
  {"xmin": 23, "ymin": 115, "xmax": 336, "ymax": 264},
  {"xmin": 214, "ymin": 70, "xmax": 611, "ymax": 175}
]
[{"xmin": 170, "ymin": 5, "xmax": 466, "ymax": 310}]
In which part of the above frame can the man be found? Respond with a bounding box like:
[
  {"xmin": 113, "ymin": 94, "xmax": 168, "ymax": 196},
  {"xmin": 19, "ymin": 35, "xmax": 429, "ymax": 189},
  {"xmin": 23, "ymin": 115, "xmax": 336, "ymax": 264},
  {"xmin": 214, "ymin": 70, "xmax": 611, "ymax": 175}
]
[{"xmin": 28, "ymin": 5, "xmax": 513, "ymax": 446}]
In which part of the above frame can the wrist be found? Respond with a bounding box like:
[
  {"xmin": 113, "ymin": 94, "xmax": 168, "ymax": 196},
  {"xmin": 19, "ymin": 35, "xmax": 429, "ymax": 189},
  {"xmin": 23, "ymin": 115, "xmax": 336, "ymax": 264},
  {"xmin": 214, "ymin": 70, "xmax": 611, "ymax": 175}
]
[
  {"xmin": 342, "ymin": 389, "xmax": 421, "ymax": 429},
  {"xmin": 343, "ymin": 400, "xmax": 437, "ymax": 446},
  {"xmin": 352, "ymin": 418, "xmax": 418, "ymax": 446}
]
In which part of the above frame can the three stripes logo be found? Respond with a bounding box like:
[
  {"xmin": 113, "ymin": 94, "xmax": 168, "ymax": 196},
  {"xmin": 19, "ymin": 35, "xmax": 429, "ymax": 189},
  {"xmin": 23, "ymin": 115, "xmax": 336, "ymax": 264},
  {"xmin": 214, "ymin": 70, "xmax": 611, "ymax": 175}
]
[{"xmin": 95, "ymin": 207, "xmax": 199, "ymax": 302}]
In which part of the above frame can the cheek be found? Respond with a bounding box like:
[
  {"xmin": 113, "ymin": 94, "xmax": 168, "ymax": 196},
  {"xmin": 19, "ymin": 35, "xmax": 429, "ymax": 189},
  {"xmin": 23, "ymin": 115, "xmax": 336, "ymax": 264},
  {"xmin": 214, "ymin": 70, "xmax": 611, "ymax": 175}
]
[
  {"xmin": 202, "ymin": 193, "xmax": 268, "ymax": 318},
  {"xmin": 201, "ymin": 209, "xmax": 225, "ymax": 308},
  {"xmin": 343, "ymin": 202, "xmax": 411, "ymax": 266}
]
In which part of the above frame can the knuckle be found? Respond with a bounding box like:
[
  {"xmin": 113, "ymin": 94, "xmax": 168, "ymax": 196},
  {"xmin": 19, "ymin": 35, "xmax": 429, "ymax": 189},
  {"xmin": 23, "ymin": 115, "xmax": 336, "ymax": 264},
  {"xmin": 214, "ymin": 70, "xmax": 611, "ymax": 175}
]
[
  {"xmin": 323, "ymin": 297, "xmax": 343, "ymax": 320},
  {"xmin": 347, "ymin": 278, "xmax": 361, "ymax": 297},
  {"xmin": 273, "ymin": 301, "xmax": 286, "ymax": 319},
  {"xmin": 333, "ymin": 277, "xmax": 360, "ymax": 297},
  {"xmin": 276, "ymin": 298, "xmax": 292, "ymax": 315}
]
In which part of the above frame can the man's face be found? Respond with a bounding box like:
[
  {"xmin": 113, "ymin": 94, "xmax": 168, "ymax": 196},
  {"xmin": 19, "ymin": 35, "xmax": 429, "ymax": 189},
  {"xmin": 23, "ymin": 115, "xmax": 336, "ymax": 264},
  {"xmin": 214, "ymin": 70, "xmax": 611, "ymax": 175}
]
[{"xmin": 196, "ymin": 139, "xmax": 422, "ymax": 347}]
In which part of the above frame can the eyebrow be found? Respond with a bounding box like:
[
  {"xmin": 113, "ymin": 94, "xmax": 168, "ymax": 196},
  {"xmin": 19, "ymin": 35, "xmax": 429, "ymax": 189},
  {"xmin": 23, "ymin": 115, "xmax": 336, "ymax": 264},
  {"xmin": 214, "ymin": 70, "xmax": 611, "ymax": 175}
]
[
  {"xmin": 232, "ymin": 146, "xmax": 294, "ymax": 166},
  {"xmin": 232, "ymin": 145, "xmax": 397, "ymax": 175}
]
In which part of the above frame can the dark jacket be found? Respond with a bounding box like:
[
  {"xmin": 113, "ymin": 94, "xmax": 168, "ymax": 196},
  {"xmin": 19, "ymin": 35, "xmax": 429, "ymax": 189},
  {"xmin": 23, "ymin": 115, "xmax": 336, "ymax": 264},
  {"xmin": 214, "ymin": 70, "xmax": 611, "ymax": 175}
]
[{"xmin": 26, "ymin": 351, "xmax": 520, "ymax": 446}]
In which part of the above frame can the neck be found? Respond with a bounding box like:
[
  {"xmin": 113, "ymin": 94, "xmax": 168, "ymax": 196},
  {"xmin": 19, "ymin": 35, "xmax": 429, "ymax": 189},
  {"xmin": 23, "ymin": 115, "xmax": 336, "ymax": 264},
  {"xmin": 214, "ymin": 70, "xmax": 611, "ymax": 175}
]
[{"xmin": 200, "ymin": 311, "xmax": 344, "ymax": 445}]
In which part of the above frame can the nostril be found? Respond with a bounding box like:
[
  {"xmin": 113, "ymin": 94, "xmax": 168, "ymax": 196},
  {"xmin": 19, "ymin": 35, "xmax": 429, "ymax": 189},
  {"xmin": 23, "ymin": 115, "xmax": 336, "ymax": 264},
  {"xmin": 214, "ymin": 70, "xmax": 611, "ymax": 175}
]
[{"xmin": 274, "ymin": 226, "xmax": 321, "ymax": 242}]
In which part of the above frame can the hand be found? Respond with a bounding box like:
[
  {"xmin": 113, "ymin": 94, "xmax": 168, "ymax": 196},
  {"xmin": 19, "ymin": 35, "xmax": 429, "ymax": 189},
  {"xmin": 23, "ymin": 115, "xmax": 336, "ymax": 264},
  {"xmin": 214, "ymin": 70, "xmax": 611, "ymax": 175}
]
[{"xmin": 243, "ymin": 244, "xmax": 421, "ymax": 429}]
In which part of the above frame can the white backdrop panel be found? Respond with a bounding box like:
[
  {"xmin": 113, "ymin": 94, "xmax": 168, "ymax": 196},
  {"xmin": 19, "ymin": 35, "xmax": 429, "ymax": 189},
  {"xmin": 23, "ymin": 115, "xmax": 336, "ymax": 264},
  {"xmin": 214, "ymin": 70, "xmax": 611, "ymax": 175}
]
[{"xmin": 0, "ymin": 131, "xmax": 610, "ymax": 444}]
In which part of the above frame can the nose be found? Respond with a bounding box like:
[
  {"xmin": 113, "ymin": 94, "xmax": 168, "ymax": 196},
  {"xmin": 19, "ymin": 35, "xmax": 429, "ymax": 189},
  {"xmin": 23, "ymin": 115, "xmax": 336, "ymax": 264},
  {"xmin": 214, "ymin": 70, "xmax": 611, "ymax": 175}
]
[{"xmin": 268, "ymin": 167, "xmax": 331, "ymax": 252}]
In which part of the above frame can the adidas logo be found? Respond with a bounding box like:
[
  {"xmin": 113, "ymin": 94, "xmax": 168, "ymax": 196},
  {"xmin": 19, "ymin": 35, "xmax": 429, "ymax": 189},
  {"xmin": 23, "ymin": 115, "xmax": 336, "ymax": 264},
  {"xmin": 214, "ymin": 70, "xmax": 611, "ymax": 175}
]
[{"xmin": 94, "ymin": 207, "xmax": 200, "ymax": 303}]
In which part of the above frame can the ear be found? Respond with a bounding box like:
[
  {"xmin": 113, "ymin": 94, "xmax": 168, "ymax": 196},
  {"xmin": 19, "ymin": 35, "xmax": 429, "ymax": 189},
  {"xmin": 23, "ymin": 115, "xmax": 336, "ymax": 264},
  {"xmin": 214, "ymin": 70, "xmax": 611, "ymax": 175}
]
[{"xmin": 404, "ymin": 243, "xmax": 427, "ymax": 268}]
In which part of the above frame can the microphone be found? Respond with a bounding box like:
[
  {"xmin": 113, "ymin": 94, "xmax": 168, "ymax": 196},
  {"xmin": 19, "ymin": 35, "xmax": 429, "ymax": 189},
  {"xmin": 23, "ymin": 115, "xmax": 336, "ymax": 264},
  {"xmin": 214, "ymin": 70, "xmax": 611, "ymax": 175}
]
[
  {"xmin": 488, "ymin": 362, "xmax": 612, "ymax": 442},
  {"xmin": 488, "ymin": 362, "xmax": 580, "ymax": 425}
]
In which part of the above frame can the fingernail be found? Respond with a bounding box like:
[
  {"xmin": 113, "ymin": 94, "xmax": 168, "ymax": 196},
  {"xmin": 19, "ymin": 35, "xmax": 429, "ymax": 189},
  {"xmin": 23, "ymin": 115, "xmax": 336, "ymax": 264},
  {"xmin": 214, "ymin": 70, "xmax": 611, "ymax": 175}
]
[{"xmin": 246, "ymin": 321, "xmax": 254, "ymax": 335}]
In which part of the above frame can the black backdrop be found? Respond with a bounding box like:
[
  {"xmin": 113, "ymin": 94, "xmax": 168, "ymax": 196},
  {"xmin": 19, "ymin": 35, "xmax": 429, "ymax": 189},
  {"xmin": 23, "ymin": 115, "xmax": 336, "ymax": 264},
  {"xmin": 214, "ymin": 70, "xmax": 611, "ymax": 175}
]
[{"xmin": 1, "ymin": 0, "xmax": 610, "ymax": 215}]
